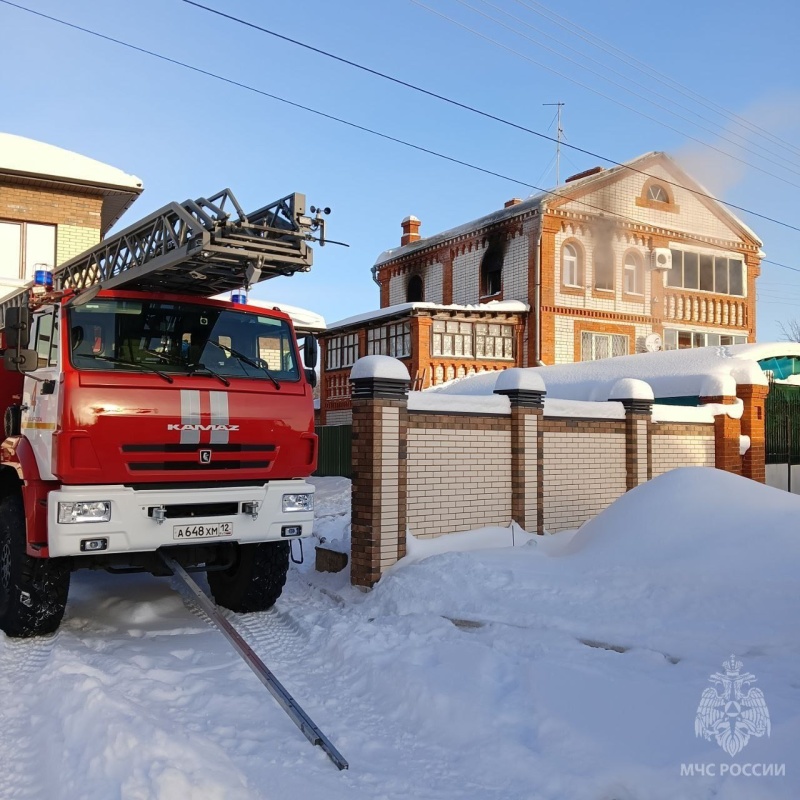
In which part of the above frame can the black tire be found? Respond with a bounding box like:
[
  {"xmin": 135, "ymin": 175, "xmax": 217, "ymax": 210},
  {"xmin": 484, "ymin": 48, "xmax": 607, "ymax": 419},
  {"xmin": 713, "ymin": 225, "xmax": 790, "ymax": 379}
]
[
  {"xmin": 207, "ymin": 541, "xmax": 289, "ymax": 613},
  {"xmin": 0, "ymin": 492, "xmax": 70, "ymax": 638}
]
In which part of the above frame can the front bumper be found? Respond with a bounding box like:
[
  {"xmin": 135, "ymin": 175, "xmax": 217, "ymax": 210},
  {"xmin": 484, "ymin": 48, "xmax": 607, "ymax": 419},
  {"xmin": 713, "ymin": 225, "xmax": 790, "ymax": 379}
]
[{"xmin": 47, "ymin": 480, "xmax": 314, "ymax": 557}]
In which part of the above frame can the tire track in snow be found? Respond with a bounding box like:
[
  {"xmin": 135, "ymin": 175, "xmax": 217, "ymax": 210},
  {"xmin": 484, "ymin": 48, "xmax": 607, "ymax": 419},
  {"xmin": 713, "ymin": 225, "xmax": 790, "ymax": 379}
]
[{"xmin": 0, "ymin": 636, "xmax": 58, "ymax": 800}]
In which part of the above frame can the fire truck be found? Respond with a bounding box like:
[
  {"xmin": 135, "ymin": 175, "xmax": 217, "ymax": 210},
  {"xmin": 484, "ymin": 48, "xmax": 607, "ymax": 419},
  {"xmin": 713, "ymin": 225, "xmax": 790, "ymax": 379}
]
[{"xmin": 0, "ymin": 189, "xmax": 324, "ymax": 638}]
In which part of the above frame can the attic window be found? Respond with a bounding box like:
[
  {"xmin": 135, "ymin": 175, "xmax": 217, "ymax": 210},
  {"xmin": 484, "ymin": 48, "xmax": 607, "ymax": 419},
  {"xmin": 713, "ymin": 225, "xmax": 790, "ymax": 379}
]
[
  {"xmin": 637, "ymin": 179, "xmax": 678, "ymax": 212},
  {"xmin": 648, "ymin": 184, "xmax": 668, "ymax": 202}
]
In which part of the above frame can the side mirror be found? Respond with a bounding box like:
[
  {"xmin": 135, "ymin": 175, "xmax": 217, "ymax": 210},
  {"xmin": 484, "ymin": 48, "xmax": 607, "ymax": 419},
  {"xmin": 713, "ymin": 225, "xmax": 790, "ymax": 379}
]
[
  {"xmin": 4, "ymin": 348, "xmax": 38, "ymax": 373},
  {"xmin": 4, "ymin": 307, "xmax": 31, "ymax": 349},
  {"xmin": 303, "ymin": 336, "xmax": 318, "ymax": 370},
  {"xmin": 304, "ymin": 367, "xmax": 318, "ymax": 388}
]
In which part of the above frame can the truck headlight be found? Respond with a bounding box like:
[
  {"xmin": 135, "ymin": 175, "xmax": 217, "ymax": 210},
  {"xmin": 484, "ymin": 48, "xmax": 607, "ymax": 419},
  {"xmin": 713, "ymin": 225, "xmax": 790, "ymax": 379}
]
[
  {"xmin": 282, "ymin": 493, "xmax": 314, "ymax": 512},
  {"xmin": 58, "ymin": 501, "xmax": 111, "ymax": 524}
]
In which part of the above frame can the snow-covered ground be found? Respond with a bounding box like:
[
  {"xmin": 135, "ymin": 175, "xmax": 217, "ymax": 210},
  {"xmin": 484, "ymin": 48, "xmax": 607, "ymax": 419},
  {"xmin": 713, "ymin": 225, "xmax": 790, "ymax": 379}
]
[{"xmin": 1, "ymin": 468, "xmax": 798, "ymax": 799}]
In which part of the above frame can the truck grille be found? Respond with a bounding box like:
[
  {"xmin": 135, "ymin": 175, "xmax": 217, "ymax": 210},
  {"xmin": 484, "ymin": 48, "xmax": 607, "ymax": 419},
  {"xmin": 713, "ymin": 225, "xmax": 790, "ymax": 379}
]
[{"xmin": 122, "ymin": 443, "xmax": 275, "ymax": 473}]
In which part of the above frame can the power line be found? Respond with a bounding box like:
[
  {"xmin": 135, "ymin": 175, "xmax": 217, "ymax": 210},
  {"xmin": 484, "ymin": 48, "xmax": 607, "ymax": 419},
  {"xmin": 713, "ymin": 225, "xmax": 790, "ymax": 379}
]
[
  {"xmin": 409, "ymin": 0, "xmax": 800, "ymax": 191},
  {"xmin": 0, "ymin": 0, "xmax": 798, "ymax": 278},
  {"xmin": 178, "ymin": 0, "xmax": 800, "ymax": 229},
  {"xmin": 460, "ymin": 0, "xmax": 800, "ymax": 175},
  {"xmin": 512, "ymin": 0, "xmax": 800, "ymax": 162}
]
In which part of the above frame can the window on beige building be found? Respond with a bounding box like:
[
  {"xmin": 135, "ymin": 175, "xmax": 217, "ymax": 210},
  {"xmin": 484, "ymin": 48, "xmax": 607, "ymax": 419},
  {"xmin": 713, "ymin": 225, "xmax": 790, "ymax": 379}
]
[
  {"xmin": 0, "ymin": 221, "xmax": 56, "ymax": 282},
  {"xmin": 623, "ymin": 252, "xmax": 644, "ymax": 294},
  {"xmin": 667, "ymin": 249, "xmax": 744, "ymax": 296},
  {"xmin": 562, "ymin": 242, "xmax": 582, "ymax": 287},
  {"xmin": 581, "ymin": 331, "xmax": 628, "ymax": 361},
  {"xmin": 663, "ymin": 329, "xmax": 747, "ymax": 350},
  {"xmin": 594, "ymin": 246, "xmax": 614, "ymax": 292},
  {"xmin": 648, "ymin": 184, "xmax": 669, "ymax": 202}
]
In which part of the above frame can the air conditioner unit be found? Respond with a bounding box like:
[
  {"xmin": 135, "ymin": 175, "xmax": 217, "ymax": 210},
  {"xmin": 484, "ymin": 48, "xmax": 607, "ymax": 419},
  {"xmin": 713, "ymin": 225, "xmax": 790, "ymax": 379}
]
[{"xmin": 651, "ymin": 248, "xmax": 672, "ymax": 271}]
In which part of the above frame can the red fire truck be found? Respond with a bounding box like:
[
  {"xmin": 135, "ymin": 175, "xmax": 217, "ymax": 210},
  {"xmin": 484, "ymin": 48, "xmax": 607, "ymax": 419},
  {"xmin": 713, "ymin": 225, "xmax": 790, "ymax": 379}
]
[{"xmin": 0, "ymin": 189, "xmax": 323, "ymax": 638}]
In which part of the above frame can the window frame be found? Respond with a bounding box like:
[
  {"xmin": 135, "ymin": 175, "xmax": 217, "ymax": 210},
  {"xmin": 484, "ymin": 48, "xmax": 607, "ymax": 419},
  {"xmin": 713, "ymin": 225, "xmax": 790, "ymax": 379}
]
[
  {"xmin": 0, "ymin": 220, "xmax": 57, "ymax": 282},
  {"xmin": 325, "ymin": 332, "xmax": 359, "ymax": 370},
  {"xmin": 667, "ymin": 249, "xmax": 745, "ymax": 297},
  {"xmin": 623, "ymin": 251, "xmax": 644, "ymax": 297},
  {"xmin": 561, "ymin": 241, "xmax": 583, "ymax": 289}
]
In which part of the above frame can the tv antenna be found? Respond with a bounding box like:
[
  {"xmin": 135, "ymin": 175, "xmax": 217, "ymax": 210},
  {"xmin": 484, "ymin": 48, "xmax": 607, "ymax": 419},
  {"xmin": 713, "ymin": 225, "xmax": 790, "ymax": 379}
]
[{"xmin": 543, "ymin": 102, "xmax": 565, "ymax": 185}]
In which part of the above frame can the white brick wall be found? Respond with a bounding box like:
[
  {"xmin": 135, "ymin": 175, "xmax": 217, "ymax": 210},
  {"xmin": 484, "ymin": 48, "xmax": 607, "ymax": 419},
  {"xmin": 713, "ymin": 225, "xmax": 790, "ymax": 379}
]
[
  {"xmin": 452, "ymin": 248, "xmax": 482, "ymax": 305},
  {"xmin": 502, "ymin": 235, "xmax": 528, "ymax": 302},
  {"xmin": 407, "ymin": 426, "xmax": 511, "ymax": 537},
  {"xmin": 542, "ymin": 431, "xmax": 627, "ymax": 531},
  {"xmin": 651, "ymin": 432, "xmax": 715, "ymax": 476},
  {"xmin": 554, "ymin": 315, "xmax": 574, "ymax": 364},
  {"xmin": 425, "ymin": 262, "xmax": 443, "ymax": 303},
  {"xmin": 380, "ymin": 407, "xmax": 401, "ymax": 568},
  {"xmin": 389, "ymin": 274, "xmax": 406, "ymax": 306}
]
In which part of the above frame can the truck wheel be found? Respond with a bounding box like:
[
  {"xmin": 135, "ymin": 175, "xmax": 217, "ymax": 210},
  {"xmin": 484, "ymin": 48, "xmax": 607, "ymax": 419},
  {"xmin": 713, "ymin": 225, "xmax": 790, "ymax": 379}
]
[
  {"xmin": 0, "ymin": 492, "xmax": 70, "ymax": 638},
  {"xmin": 207, "ymin": 541, "xmax": 289, "ymax": 613}
]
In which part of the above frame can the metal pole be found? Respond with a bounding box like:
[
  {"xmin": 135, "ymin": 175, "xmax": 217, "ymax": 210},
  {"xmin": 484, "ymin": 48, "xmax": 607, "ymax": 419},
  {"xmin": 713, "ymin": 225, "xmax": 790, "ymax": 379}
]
[{"xmin": 160, "ymin": 552, "xmax": 349, "ymax": 770}]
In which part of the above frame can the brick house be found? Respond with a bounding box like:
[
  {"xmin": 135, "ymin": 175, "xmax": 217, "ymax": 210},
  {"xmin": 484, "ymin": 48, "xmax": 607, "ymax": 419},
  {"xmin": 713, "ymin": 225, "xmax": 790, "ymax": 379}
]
[
  {"xmin": 319, "ymin": 151, "xmax": 761, "ymax": 424},
  {"xmin": 0, "ymin": 132, "xmax": 142, "ymax": 301}
]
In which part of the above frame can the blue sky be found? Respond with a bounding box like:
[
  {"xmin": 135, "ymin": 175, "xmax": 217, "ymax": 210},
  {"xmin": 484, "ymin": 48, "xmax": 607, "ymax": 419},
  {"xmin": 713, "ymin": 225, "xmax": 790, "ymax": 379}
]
[{"xmin": 2, "ymin": 0, "xmax": 799, "ymax": 339}]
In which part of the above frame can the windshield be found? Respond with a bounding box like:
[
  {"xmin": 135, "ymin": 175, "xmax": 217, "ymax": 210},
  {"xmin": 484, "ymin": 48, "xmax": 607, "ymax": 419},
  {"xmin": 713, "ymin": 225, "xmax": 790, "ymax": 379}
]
[{"xmin": 68, "ymin": 299, "xmax": 300, "ymax": 382}]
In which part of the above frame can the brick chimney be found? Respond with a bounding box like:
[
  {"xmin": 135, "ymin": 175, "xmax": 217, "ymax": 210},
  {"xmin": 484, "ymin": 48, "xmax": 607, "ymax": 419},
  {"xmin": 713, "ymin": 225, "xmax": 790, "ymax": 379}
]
[
  {"xmin": 504, "ymin": 198, "xmax": 523, "ymax": 208},
  {"xmin": 401, "ymin": 215, "xmax": 421, "ymax": 246}
]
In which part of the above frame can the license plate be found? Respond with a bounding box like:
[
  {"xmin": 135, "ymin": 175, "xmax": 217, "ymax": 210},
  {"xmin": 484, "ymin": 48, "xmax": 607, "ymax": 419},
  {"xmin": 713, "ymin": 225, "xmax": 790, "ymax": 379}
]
[{"xmin": 173, "ymin": 522, "xmax": 233, "ymax": 540}]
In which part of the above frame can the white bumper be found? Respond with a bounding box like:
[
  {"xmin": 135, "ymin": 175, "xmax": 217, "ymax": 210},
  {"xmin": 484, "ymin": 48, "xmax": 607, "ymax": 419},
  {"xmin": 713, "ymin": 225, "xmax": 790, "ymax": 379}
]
[{"xmin": 47, "ymin": 480, "xmax": 314, "ymax": 557}]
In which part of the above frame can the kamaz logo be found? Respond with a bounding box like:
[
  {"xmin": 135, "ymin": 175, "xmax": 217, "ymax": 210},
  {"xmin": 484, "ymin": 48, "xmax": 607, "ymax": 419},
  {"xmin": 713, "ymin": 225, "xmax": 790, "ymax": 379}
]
[{"xmin": 168, "ymin": 424, "xmax": 239, "ymax": 432}]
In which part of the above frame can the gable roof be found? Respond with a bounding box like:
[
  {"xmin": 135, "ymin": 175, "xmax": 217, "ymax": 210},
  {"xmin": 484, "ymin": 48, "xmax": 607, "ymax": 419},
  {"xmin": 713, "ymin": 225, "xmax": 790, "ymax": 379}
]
[
  {"xmin": 0, "ymin": 132, "xmax": 143, "ymax": 234},
  {"xmin": 374, "ymin": 151, "xmax": 761, "ymax": 268}
]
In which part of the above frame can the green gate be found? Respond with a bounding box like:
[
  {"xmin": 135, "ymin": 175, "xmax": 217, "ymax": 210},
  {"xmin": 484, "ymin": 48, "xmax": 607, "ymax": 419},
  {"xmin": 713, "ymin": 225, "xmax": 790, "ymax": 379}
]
[
  {"xmin": 765, "ymin": 379, "xmax": 800, "ymax": 490},
  {"xmin": 315, "ymin": 424, "xmax": 352, "ymax": 478}
]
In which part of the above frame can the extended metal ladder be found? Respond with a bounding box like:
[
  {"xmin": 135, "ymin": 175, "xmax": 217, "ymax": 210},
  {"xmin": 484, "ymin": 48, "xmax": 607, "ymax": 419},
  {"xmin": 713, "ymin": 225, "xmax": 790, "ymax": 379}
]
[{"xmin": 0, "ymin": 189, "xmax": 326, "ymax": 326}]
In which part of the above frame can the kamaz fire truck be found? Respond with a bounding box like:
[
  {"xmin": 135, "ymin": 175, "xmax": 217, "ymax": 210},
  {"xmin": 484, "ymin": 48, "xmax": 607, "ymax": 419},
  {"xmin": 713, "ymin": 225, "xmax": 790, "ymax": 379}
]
[{"xmin": 0, "ymin": 189, "xmax": 324, "ymax": 638}]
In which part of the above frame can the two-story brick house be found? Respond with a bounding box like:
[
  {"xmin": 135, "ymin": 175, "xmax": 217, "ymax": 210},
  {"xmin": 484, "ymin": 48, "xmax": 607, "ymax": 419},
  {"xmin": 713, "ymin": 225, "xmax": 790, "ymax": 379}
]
[
  {"xmin": 318, "ymin": 151, "xmax": 761, "ymax": 424},
  {"xmin": 0, "ymin": 132, "xmax": 142, "ymax": 303}
]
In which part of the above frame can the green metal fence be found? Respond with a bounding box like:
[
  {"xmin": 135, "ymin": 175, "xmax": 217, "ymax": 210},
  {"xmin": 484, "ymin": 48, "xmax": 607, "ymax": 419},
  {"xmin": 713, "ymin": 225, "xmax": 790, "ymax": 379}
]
[
  {"xmin": 765, "ymin": 380, "xmax": 800, "ymax": 468},
  {"xmin": 315, "ymin": 424, "xmax": 352, "ymax": 478}
]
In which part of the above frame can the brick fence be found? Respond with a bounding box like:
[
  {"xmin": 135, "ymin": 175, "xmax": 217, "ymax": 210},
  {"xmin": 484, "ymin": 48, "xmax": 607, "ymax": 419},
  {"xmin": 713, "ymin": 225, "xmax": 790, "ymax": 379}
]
[{"xmin": 348, "ymin": 362, "xmax": 767, "ymax": 587}]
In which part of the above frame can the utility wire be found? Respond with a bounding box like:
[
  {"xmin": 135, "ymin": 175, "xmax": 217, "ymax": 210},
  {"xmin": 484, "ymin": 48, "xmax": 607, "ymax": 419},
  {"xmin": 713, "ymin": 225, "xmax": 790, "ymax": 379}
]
[
  {"xmin": 410, "ymin": 0, "xmax": 800, "ymax": 191},
  {"xmin": 462, "ymin": 0, "xmax": 800, "ymax": 174},
  {"xmin": 512, "ymin": 0, "xmax": 800, "ymax": 161},
  {"xmin": 0, "ymin": 0, "xmax": 797, "ymax": 276},
  {"xmin": 180, "ymin": 0, "xmax": 800, "ymax": 226}
]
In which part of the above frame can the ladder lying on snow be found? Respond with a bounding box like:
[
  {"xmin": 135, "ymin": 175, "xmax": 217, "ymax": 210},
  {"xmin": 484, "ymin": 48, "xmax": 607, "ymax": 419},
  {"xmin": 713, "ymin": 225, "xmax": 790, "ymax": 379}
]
[{"xmin": 0, "ymin": 188, "xmax": 329, "ymax": 324}]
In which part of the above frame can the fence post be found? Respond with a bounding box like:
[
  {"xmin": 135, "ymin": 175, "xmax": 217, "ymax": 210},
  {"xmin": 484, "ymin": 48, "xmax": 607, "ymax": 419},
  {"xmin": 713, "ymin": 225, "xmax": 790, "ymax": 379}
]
[
  {"xmin": 608, "ymin": 379, "xmax": 653, "ymax": 490},
  {"xmin": 737, "ymin": 383, "xmax": 768, "ymax": 483},
  {"xmin": 349, "ymin": 356, "xmax": 410, "ymax": 588},
  {"xmin": 700, "ymin": 381, "xmax": 741, "ymax": 476},
  {"xmin": 494, "ymin": 369, "xmax": 546, "ymax": 533}
]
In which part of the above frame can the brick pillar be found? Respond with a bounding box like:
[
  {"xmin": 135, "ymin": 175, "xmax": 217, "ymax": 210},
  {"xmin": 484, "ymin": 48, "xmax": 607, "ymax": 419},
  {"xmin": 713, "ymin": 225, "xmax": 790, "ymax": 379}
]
[
  {"xmin": 350, "ymin": 358, "xmax": 409, "ymax": 588},
  {"xmin": 494, "ymin": 370, "xmax": 546, "ymax": 533},
  {"xmin": 609, "ymin": 379, "xmax": 653, "ymax": 490},
  {"xmin": 442, "ymin": 251, "xmax": 453, "ymax": 305},
  {"xmin": 738, "ymin": 384, "xmax": 768, "ymax": 483},
  {"xmin": 701, "ymin": 395, "xmax": 741, "ymax": 476},
  {"xmin": 620, "ymin": 400, "xmax": 653, "ymax": 490}
]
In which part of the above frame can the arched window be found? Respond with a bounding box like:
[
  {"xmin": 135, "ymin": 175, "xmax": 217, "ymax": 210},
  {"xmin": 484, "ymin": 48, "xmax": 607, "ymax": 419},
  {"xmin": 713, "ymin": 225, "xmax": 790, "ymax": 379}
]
[
  {"xmin": 406, "ymin": 274, "xmax": 423, "ymax": 302},
  {"xmin": 594, "ymin": 246, "xmax": 614, "ymax": 292},
  {"xmin": 647, "ymin": 183, "xmax": 669, "ymax": 202},
  {"xmin": 562, "ymin": 242, "xmax": 582, "ymax": 287},
  {"xmin": 623, "ymin": 252, "xmax": 644, "ymax": 295}
]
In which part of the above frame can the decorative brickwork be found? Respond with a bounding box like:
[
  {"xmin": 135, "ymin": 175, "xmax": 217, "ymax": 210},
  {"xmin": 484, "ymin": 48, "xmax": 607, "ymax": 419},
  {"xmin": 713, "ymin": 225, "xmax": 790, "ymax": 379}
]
[{"xmin": 738, "ymin": 384, "xmax": 768, "ymax": 483}]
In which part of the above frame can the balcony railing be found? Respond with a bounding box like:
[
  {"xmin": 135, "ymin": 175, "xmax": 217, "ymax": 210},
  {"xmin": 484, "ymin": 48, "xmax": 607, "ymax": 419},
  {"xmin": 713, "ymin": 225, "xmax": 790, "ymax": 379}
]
[{"xmin": 663, "ymin": 291, "xmax": 747, "ymax": 328}]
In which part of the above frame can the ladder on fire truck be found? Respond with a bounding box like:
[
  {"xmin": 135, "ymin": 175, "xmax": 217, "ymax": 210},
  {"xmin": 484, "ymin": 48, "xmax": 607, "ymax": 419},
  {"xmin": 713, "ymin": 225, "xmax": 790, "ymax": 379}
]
[
  {"xmin": 0, "ymin": 188, "xmax": 329, "ymax": 325},
  {"xmin": 0, "ymin": 189, "xmax": 348, "ymax": 769}
]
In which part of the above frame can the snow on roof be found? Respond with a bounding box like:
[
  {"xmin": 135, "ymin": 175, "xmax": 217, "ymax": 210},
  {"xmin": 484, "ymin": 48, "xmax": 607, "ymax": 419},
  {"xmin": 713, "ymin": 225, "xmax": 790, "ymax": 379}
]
[
  {"xmin": 211, "ymin": 294, "xmax": 326, "ymax": 332},
  {"xmin": 0, "ymin": 132, "xmax": 142, "ymax": 191},
  {"xmin": 327, "ymin": 299, "xmax": 528, "ymax": 331},
  {"xmin": 428, "ymin": 343, "xmax": 800, "ymax": 401}
]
